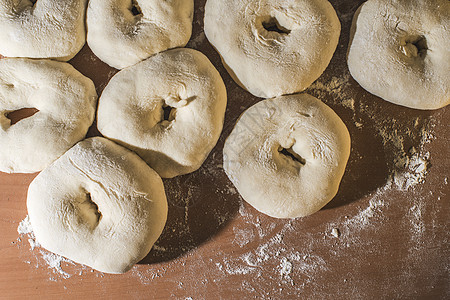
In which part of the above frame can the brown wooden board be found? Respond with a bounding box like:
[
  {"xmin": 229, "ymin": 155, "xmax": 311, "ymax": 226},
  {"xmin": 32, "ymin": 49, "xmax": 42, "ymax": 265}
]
[{"xmin": 1, "ymin": 0, "xmax": 448, "ymax": 299}]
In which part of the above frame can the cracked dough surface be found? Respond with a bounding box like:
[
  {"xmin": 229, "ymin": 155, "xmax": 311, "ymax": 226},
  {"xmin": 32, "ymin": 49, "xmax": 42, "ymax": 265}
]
[
  {"xmin": 97, "ymin": 48, "xmax": 227, "ymax": 178},
  {"xmin": 347, "ymin": 0, "xmax": 450, "ymax": 110},
  {"xmin": 223, "ymin": 94, "xmax": 350, "ymax": 219},
  {"xmin": 0, "ymin": 58, "xmax": 97, "ymax": 173},
  {"xmin": 204, "ymin": 0, "xmax": 340, "ymax": 98},
  {"xmin": 87, "ymin": 0, "xmax": 194, "ymax": 69},
  {"xmin": 27, "ymin": 137, "xmax": 168, "ymax": 274},
  {"xmin": 0, "ymin": 0, "xmax": 87, "ymax": 60}
]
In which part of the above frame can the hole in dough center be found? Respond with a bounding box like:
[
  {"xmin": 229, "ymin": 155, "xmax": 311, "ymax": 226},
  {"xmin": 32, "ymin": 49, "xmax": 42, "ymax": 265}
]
[
  {"xmin": 80, "ymin": 192, "xmax": 102, "ymax": 228},
  {"xmin": 403, "ymin": 35, "xmax": 428, "ymax": 58},
  {"xmin": 6, "ymin": 107, "xmax": 39, "ymax": 125},
  {"xmin": 162, "ymin": 105, "xmax": 176, "ymax": 122},
  {"xmin": 131, "ymin": 0, "xmax": 142, "ymax": 16},
  {"xmin": 262, "ymin": 17, "xmax": 291, "ymax": 35},
  {"xmin": 30, "ymin": 0, "xmax": 37, "ymax": 5},
  {"xmin": 279, "ymin": 147, "xmax": 306, "ymax": 165}
]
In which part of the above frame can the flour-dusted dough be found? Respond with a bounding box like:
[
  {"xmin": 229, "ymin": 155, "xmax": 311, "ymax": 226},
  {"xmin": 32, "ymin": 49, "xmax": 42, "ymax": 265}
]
[
  {"xmin": 204, "ymin": 0, "xmax": 340, "ymax": 98},
  {"xmin": 223, "ymin": 94, "xmax": 350, "ymax": 219},
  {"xmin": 0, "ymin": 0, "xmax": 87, "ymax": 60},
  {"xmin": 347, "ymin": 0, "xmax": 450, "ymax": 110},
  {"xmin": 27, "ymin": 137, "xmax": 168, "ymax": 274},
  {"xmin": 97, "ymin": 48, "xmax": 227, "ymax": 178},
  {"xmin": 87, "ymin": 0, "xmax": 194, "ymax": 69},
  {"xmin": 0, "ymin": 58, "xmax": 97, "ymax": 173}
]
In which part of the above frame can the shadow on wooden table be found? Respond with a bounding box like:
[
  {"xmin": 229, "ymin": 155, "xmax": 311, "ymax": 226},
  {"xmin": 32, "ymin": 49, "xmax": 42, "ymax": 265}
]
[{"xmin": 138, "ymin": 144, "xmax": 241, "ymax": 264}]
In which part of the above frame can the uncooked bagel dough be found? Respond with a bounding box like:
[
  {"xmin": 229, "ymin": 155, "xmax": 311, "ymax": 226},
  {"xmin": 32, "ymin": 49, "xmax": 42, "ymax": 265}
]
[
  {"xmin": 223, "ymin": 94, "xmax": 350, "ymax": 219},
  {"xmin": 0, "ymin": 58, "xmax": 97, "ymax": 173},
  {"xmin": 0, "ymin": 0, "xmax": 87, "ymax": 60},
  {"xmin": 27, "ymin": 137, "xmax": 168, "ymax": 274},
  {"xmin": 97, "ymin": 48, "xmax": 227, "ymax": 178},
  {"xmin": 87, "ymin": 0, "xmax": 194, "ymax": 69},
  {"xmin": 204, "ymin": 0, "xmax": 340, "ymax": 98},
  {"xmin": 347, "ymin": 0, "xmax": 450, "ymax": 110}
]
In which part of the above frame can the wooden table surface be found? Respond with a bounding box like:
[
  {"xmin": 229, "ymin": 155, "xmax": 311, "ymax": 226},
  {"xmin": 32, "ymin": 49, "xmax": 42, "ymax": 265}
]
[{"xmin": 1, "ymin": 0, "xmax": 449, "ymax": 299}]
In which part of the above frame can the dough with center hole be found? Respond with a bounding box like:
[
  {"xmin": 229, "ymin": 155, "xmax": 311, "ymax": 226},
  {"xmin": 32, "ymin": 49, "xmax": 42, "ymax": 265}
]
[
  {"xmin": 204, "ymin": 0, "xmax": 340, "ymax": 98},
  {"xmin": 347, "ymin": 0, "xmax": 450, "ymax": 110},
  {"xmin": 97, "ymin": 48, "xmax": 227, "ymax": 178},
  {"xmin": 87, "ymin": 0, "xmax": 194, "ymax": 69},
  {"xmin": 223, "ymin": 94, "xmax": 350, "ymax": 219},
  {"xmin": 0, "ymin": 0, "xmax": 88, "ymax": 60},
  {"xmin": 27, "ymin": 137, "xmax": 168, "ymax": 274},
  {"xmin": 0, "ymin": 58, "xmax": 97, "ymax": 173}
]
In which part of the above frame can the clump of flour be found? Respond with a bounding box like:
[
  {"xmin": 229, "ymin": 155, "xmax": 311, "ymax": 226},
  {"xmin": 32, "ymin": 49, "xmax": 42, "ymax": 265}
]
[{"xmin": 17, "ymin": 215, "xmax": 40, "ymax": 250}]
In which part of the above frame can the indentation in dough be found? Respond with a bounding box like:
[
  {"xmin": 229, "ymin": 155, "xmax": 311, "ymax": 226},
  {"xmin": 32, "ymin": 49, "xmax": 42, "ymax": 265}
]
[
  {"xmin": 402, "ymin": 35, "xmax": 428, "ymax": 58},
  {"xmin": 157, "ymin": 95, "xmax": 192, "ymax": 127},
  {"xmin": 278, "ymin": 146, "xmax": 306, "ymax": 166},
  {"xmin": 262, "ymin": 16, "xmax": 291, "ymax": 35},
  {"xmin": 130, "ymin": 0, "xmax": 142, "ymax": 16},
  {"xmin": 162, "ymin": 105, "xmax": 176, "ymax": 122},
  {"xmin": 5, "ymin": 107, "xmax": 39, "ymax": 126},
  {"xmin": 77, "ymin": 191, "xmax": 102, "ymax": 230},
  {"xmin": 299, "ymin": 112, "xmax": 312, "ymax": 118}
]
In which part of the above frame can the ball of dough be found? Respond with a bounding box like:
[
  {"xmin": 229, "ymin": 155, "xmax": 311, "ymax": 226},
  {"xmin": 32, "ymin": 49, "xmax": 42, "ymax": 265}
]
[
  {"xmin": 0, "ymin": 58, "xmax": 97, "ymax": 173},
  {"xmin": 347, "ymin": 0, "xmax": 450, "ymax": 110},
  {"xmin": 0, "ymin": 0, "xmax": 87, "ymax": 61},
  {"xmin": 87, "ymin": 0, "xmax": 194, "ymax": 69},
  {"xmin": 204, "ymin": 0, "xmax": 340, "ymax": 98},
  {"xmin": 97, "ymin": 48, "xmax": 227, "ymax": 178},
  {"xmin": 27, "ymin": 137, "xmax": 168, "ymax": 274},
  {"xmin": 223, "ymin": 94, "xmax": 350, "ymax": 219}
]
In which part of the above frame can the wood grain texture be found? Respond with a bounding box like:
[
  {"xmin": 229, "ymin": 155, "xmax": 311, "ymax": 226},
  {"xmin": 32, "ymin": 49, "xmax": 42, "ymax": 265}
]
[{"xmin": 0, "ymin": 0, "xmax": 449, "ymax": 299}]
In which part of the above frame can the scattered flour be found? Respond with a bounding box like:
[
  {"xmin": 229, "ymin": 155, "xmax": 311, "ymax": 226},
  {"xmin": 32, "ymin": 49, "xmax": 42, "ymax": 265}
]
[
  {"xmin": 17, "ymin": 215, "xmax": 39, "ymax": 250},
  {"xmin": 309, "ymin": 73, "xmax": 432, "ymax": 192},
  {"xmin": 17, "ymin": 215, "xmax": 81, "ymax": 280},
  {"xmin": 40, "ymin": 251, "xmax": 74, "ymax": 280}
]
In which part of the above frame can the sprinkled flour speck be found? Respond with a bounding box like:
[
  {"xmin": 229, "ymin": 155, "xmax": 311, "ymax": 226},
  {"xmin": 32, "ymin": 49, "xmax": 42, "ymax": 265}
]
[{"xmin": 331, "ymin": 228, "xmax": 340, "ymax": 238}]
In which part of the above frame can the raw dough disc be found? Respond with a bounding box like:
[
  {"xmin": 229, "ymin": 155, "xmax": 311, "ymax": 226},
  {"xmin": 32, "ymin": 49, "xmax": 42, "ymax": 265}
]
[
  {"xmin": 97, "ymin": 48, "xmax": 227, "ymax": 178},
  {"xmin": 87, "ymin": 0, "xmax": 194, "ymax": 69},
  {"xmin": 223, "ymin": 93, "xmax": 351, "ymax": 219},
  {"xmin": 204, "ymin": 0, "xmax": 341, "ymax": 98},
  {"xmin": 347, "ymin": 0, "xmax": 450, "ymax": 110},
  {"xmin": 0, "ymin": 0, "xmax": 88, "ymax": 60},
  {"xmin": 0, "ymin": 58, "xmax": 97, "ymax": 173},
  {"xmin": 27, "ymin": 137, "xmax": 168, "ymax": 274}
]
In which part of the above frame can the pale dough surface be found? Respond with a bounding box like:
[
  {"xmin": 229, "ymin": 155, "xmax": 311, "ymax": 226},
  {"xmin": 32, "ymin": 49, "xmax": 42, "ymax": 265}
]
[
  {"xmin": 347, "ymin": 0, "xmax": 450, "ymax": 110},
  {"xmin": 0, "ymin": 58, "xmax": 97, "ymax": 173},
  {"xmin": 223, "ymin": 94, "xmax": 350, "ymax": 219},
  {"xmin": 97, "ymin": 48, "xmax": 227, "ymax": 178},
  {"xmin": 87, "ymin": 0, "xmax": 194, "ymax": 69},
  {"xmin": 27, "ymin": 137, "xmax": 168, "ymax": 274},
  {"xmin": 204, "ymin": 0, "xmax": 340, "ymax": 98},
  {"xmin": 0, "ymin": 0, "xmax": 87, "ymax": 61}
]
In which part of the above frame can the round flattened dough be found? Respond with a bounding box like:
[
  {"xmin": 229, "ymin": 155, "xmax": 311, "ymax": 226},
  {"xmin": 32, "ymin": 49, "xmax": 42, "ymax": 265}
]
[
  {"xmin": 347, "ymin": 0, "xmax": 450, "ymax": 110},
  {"xmin": 0, "ymin": 0, "xmax": 87, "ymax": 60},
  {"xmin": 223, "ymin": 94, "xmax": 351, "ymax": 219},
  {"xmin": 204, "ymin": 0, "xmax": 340, "ymax": 98},
  {"xmin": 87, "ymin": 0, "xmax": 194, "ymax": 69},
  {"xmin": 0, "ymin": 58, "xmax": 97, "ymax": 173},
  {"xmin": 97, "ymin": 48, "xmax": 227, "ymax": 178},
  {"xmin": 27, "ymin": 137, "xmax": 168, "ymax": 274}
]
